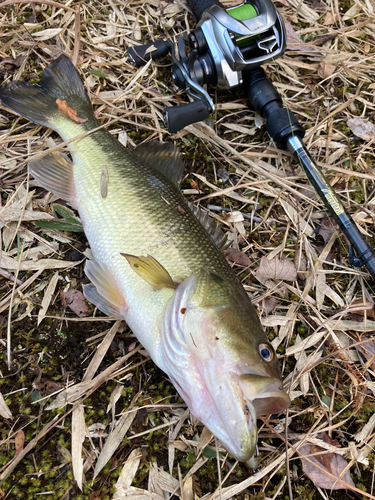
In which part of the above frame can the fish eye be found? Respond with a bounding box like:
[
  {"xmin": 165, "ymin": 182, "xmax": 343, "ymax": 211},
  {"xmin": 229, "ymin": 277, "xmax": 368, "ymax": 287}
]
[{"xmin": 259, "ymin": 343, "xmax": 274, "ymax": 362}]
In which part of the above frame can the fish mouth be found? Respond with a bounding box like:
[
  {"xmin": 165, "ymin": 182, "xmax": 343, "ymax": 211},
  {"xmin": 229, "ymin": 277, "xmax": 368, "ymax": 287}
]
[
  {"xmin": 192, "ymin": 370, "xmax": 290, "ymax": 463},
  {"xmin": 240, "ymin": 374, "xmax": 291, "ymax": 417},
  {"xmin": 203, "ymin": 372, "xmax": 291, "ymax": 462},
  {"xmin": 166, "ymin": 368, "xmax": 290, "ymax": 463}
]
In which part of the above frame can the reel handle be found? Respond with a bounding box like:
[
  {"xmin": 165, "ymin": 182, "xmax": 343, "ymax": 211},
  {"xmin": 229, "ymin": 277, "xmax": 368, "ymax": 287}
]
[
  {"xmin": 187, "ymin": 0, "xmax": 225, "ymax": 21},
  {"xmin": 128, "ymin": 40, "xmax": 170, "ymax": 68},
  {"xmin": 165, "ymin": 100, "xmax": 211, "ymax": 134}
]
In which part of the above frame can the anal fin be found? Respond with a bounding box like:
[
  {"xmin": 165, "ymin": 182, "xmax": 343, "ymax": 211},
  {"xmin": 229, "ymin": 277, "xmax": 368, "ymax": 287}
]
[
  {"xmin": 29, "ymin": 152, "xmax": 75, "ymax": 205},
  {"xmin": 84, "ymin": 260, "xmax": 127, "ymax": 318}
]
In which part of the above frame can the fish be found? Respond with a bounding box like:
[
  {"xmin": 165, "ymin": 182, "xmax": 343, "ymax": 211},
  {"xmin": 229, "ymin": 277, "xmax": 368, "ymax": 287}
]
[{"xmin": 0, "ymin": 55, "xmax": 290, "ymax": 463}]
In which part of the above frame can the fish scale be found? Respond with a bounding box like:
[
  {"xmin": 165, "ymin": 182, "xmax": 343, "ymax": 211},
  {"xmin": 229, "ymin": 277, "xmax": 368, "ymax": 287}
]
[
  {"xmin": 69, "ymin": 125, "xmax": 231, "ymax": 276},
  {"xmin": 0, "ymin": 54, "xmax": 290, "ymax": 463}
]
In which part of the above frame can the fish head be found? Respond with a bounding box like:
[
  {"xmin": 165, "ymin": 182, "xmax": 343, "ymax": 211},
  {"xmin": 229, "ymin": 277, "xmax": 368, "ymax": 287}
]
[{"xmin": 161, "ymin": 270, "xmax": 290, "ymax": 462}]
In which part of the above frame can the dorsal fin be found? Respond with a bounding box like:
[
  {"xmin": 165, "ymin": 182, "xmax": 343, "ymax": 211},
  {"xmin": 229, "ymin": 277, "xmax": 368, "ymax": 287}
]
[
  {"xmin": 133, "ymin": 142, "xmax": 184, "ymax": 190},
  {"xmin": 188, "ymin": 202, "xmax": 231, "ymax": 252}
]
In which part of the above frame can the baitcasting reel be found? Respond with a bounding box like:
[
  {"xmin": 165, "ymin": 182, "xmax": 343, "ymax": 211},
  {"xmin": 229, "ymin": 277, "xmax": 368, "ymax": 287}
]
[{"xmin": 127, "ymin": 0, "xmax": 286, "ymax": 133}]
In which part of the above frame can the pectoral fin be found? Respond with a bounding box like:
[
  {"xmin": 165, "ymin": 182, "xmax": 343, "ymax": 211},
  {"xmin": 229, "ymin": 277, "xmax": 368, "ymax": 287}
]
[
  {"xmin": 84, "ymin": 260, "xmax": 127, "ymax": 317},
  {"xmin": 121, "ymin": 253, "xmax": 176, "ymax": 290}
]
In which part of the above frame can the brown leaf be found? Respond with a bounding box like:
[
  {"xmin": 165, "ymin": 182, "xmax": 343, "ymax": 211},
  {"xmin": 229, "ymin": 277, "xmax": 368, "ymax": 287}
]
[
  {"xmin": 255, "ymin": 256, "xmax": 297, "ymax": 281},
  {"xmin": 300, "ymin": 433, "xmax": 356, "ymax": 490},
  {"xmin": 56, "ymin": 99, "xmax": 88, "ymax": 124},
  {"xmin": 14, "ymin": 430, "xmax": 25, "ymax": 457},
  {"xmin": 63, "ymin": 289, "xmax": 89, "ymax": 317},
  {"xmin": 294, "ymin": 253, "xmax": 307, "ymax": 280},
  {"xmin": 225, "ymin": 248, "xmax": 251, "ymax": 267},
  {"xmin": 284, "ymin": 20, "xmax": 321, "ymax": 52},
  {"xmin": 311, "ymin": 33, "xmax": 338, "ymax": 46},
  {"xmin": 351, "ymin": 336, "xmax": 375, "ymax": 370},
  {"xmin": 317, "ymin": 217, "xmax": 338, "ymax": 244},
  {"xmin": 318, "ymin": 62, "xmax": 336, "ymax": 79},
  {"xmin": 347, "ymin": 118, "xmax": 375, "ymax": 141},
  {"xmin": 257, "ymin": 296, "xmax": 278, "ymax": 315},
  {"xmin": 322, "ymin": 11, "xmax": 339, "ymax": 25},
  {"xmin": 345, "ymin": 298, "xmax": 375, "ymax": 320},
  {"xmin": 34, "ymin": 378, "xmax": 64, "ymax": 396}
]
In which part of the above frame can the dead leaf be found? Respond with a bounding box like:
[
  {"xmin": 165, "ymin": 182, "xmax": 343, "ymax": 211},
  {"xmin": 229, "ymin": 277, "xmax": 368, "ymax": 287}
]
[
  {"xmin": 347, "ymin": 118, "xmax": 375, "ymax": 141},
  {"xmin": 342, "ymin": 3, "xmax": 361, "ymax": 20},
  {"xmin": 345, "ymin": 298, "xmax": 375, "ymax": 319},
  {"xmin": 38, "ymin": 272, "xmax": 59, "ymax": 325},
  {"xmin": 14, "ymin": 430, "xmax": 25, "ymax": 457},
  {"xmin": 255, "ymin": 256, "xmax": 297, "ymax": 281},
  {"xmin": 322, "ymin": 11, "xmax": 339, "ymax": 25},
  {"xmin": 317, "ymin": 217, "xmax": 338, "ymax": 244},
  {"xmin": 294, "ymin": 253, "xmax": 307, "ymax": 280},
  {"xmin": 284, "ymin": 20, "xmax": 321, "ymax": 52},
  {"xmin": 0, "ymin": 254, "xmax": 75, "ymax": 271},
  {"xmin": 299, "ymin": 433, "xmax": 356, "ymax": 490},
  {"xmin": 114, "ymin": 448, "xmax": 143, "ymax": 494},
  {"xmin": 93, "ymin": 410, "xmax": 137, "ymax": 478},
  {"xmin": 72, "ymin": 405, "xmax": 86, "ymax": 490},
  {"xmin": 225, "ymin": 248, "xmax": 251, "ymax": 266},
  {"xmin": 318, "ymin": 62, "xmax": 336, "ymax": 79},
  {"xmin": 257, "ymin": 296, "xmax": 277, "ymax": 315},
  {"xmin": 56, "ymin": 99, "xmax": 88, "ymax": 124},
  {"xmin": 63, "ymin": 289, "xmax": 89, "ymax": 317},
  {"xmin": 351, "ymin": 336, "xmax": 375, "ymax": 370},
  {"xmin": 34, "ymin": 378, "xmax": 64, "ymax": 396},
  {"xmin": 32, "ymin": 27, "xmax": 63, "ymax": 41},
  {"xmin": 0, "ymin": 393, "xmax": 12, "ymax": 419}
]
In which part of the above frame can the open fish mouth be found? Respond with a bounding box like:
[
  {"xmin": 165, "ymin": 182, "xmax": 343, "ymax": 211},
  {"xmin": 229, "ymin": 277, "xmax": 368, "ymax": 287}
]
[
  {"xmin": 221, "ymin": 374, "xmax": 290, "ymax": 462},
  {"xmin": 240, "ymin": 374, "xmax": 291, "ymax": 417},
  {"xmin": 167, "ymin": 367, "xmax": 290, "ymax": 463}
]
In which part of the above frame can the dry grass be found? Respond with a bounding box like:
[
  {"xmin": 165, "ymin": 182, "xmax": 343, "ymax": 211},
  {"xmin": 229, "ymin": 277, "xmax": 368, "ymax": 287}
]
[{"xmin": 0, "ymin": 0, "xmax": 375, "ymax": 499}]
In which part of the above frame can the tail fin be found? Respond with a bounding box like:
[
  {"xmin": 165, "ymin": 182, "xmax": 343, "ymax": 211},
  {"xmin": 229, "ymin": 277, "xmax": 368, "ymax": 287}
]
[{"xmin": 0, "ymin": 55, "xmax": 93, "ymax": 128}]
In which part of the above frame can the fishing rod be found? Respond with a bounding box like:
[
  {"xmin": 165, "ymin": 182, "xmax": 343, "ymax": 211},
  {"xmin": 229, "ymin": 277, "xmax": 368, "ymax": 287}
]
[{"xmin": 127, "ymin": 0, "xmax": 375, "ymax": 281}]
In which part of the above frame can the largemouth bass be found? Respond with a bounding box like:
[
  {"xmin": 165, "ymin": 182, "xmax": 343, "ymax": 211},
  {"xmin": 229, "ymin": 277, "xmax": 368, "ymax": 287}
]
[{"xmin": 0, "ymin": 55, "xmax": 289, "ymax": 462}]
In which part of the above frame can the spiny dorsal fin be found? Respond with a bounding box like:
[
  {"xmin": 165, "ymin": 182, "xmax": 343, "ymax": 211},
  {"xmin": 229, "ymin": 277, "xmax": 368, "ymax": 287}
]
[
  {"xmin": 121, "ymin": 253, "xmax": 177, "ymax": 290},
  {"xmin": 188, "ymin": 202, "xmax": 231, "ymax": 252},
  {"xmin": 133, "ymin": 142, "xmax": 184, "ymax": 190}
]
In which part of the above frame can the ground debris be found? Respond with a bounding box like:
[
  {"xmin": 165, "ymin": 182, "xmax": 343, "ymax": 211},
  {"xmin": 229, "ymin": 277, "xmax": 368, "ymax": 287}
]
[
  {"xmin": 63, "ymin": 288, "xmax": 90, "ymax": 318},
  {"xmin": 299, "ymin": 433, "xmax": 356, "ymax": 490}
]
